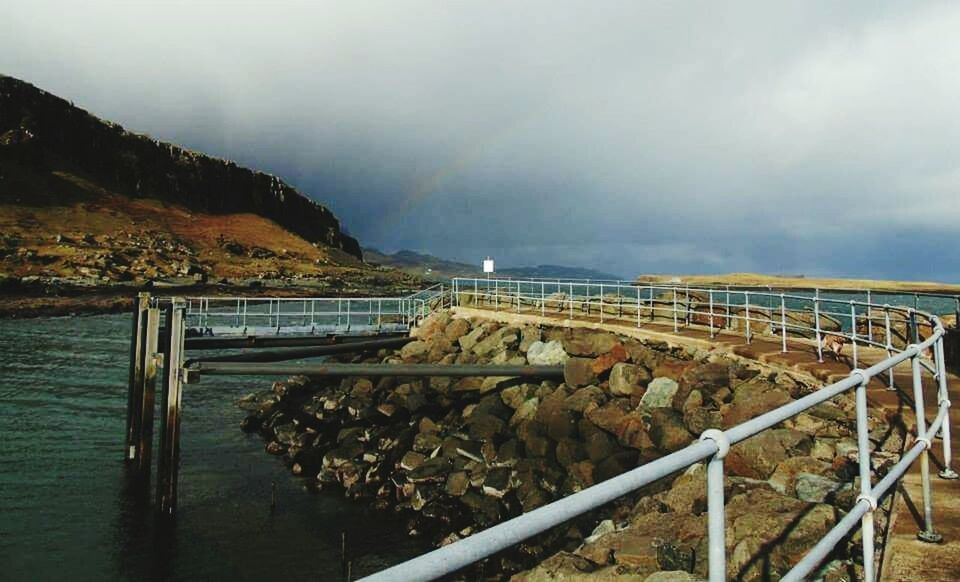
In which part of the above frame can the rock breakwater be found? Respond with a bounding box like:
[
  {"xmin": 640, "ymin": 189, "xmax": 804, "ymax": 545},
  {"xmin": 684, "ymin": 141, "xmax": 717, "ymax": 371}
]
[{"xmin": 240, "ymin": 311, "xmax": 907, "ymax": 580}]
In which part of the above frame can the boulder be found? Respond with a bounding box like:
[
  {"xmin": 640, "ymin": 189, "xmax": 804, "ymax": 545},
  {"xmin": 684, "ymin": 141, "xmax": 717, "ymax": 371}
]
[
  {"xmin": 795, "ymin": 473, "xmax": 844, "ymax": 502},
  {"xmin": 565, "ymin": 385, "xmax": 607, "ymax": 413},
  {"xmin": 472, "ymin": 326, "xmax": 520, "ymax": 358},
  {"xmin": 563, "ymin": 331, "xmax": 621, "ymax": 357},
  {"xmin": 613, "ymin": 412, "xmax": 655, "ymax": 450},
  {"xmin": 411, "ymin": 311, "xmax": 451, "ymax": 341},
  {"xmin": 725, "ymin": 429, "xmax": 812, "ymax": 480},
  {"xmin": 519, "ymin": 327, "xmax": 542, "ymax": 352},
  {"xmin": 608, "ymin": 362, "xmax": 650, "ymax": 396},
  {"xmin": 768, "ymin": 456, "xmax": 835, "ymax": 496},
  {"xmin": 591, "ymin": 343, "xmax": 628, "ymax": 375},
  {"xmin": 726, "ymin": 488, "xmax": 837, "ymax": 579},
  {"xmin": 648, "ymin": 408, "xmax": 693, "ymax": 452},
  {"xmin": 458, "ymin": 325, "xmax": 488, "ymax": 351},
  {"xmin": 536, "ymin": 390, "xmax": 579, "ymax": 440},
  {"xmin": 527, "ymin": 340, "xmax": 570, "ymax": 365},
  {"xmin": 584, "ymin": 399, "xmax": 633, "ymax": 434},
  {"xmin": 564, "ymin": 357, "xmax": 599, "ymax": 388},
  {"xmin": 444, "ymin": 318, "xmax": 471, "ymax": 341},
  {"xmin": 400, "ymin": 340, "xmax": 430, "ymax": 361},
  {"xmin": 641, "ymin": 378, "xmax": 680, "ymax": 408}
]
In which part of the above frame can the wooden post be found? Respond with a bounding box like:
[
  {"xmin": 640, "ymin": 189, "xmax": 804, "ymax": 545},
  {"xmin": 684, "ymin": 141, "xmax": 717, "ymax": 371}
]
[
  {"xmin": 134, "ymin": 307, "xmax": 161, "ymax": 476},
  {"xmin": 157, "ymin": 300, "xmax": 186, "ymax": 515},
  {"xmin": 125, "ymin": 292, "xmax": 150, "ymax": 462}
]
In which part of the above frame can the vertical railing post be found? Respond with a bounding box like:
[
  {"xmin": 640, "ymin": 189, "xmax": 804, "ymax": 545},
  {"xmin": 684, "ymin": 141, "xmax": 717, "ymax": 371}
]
[
  {"xmin": 569, "ymin": 283, "xmax": 574, "ymax": 320},
  {"xmin": 541, "ymin": 281, "xmax": 546, "ymax": 317},
  {"xmin": 935, "ymin": 334, "xmax": 958, "ymax": 479},
  {"xmin": 347, "ymin": 299, "xmax": 352, "ymax": 331},
  {"xmin": 780, "ymin": 294, "xmax": 787, "ymax": 353},
  {"xmin": 910, "ymin": 308, "xmax": 920, "ymax": 345},
  {"xmin": 157, "ymin": 299, "xmax": 186, "ymax": 516},
  {"xmin": 814, "ymin": 296, "xmax": 823, "ymax": 362},
  {"xmin": 725, "ymin": 286, "xmax": 731, "ymax": 328},
  {"xmin": 853, "ymin": 369, "xmax": 876, "ymax": 582},
  {"xmin": 672, "ymin": 290, "xmax": 679, "ymax": 332},
  {"xmin": 637, "ymin": 287, "xmax": 642, "ymax": 328},
  {"xmin": 649, "ymin": 286, "xmax": 655, "ymax": 322},
  {"xmin": 516, "ymin": 281, "xmax": 520, "ymax": 314},
  {"xmin": 884, "ymin": 306, "xmax": 895, "ymax": 390},
  {"xmin": 866, "ymin": 289, "xmax": 873, "ymax": 342},
  {"xmin": 599, "ymin": 283, "xmax": 604, "ymax": 323},
  {"xmin": 744, "ymin": 291, "xmax": 751, "ymax": 344},
  {"xmin": 912, "ymin": 347, "xmax": 942, "ymax": 543},
  {"xmin": 495, "ymin": 279, "xmax": 499, "ymax": 311},
  {"xmin": 700, "ymin": 430, "xmax": 729, "ymax": 582},
  {"xmin": 850, "ymin": 302, "xmax": 859, "ymax": 369},
  {"xmin": 684, "ymin": 285, "xmax": 691, "ymax": 327},
  {"xmin": 708, "ymin": 290, "xmax": 715, "ymax": 339}
]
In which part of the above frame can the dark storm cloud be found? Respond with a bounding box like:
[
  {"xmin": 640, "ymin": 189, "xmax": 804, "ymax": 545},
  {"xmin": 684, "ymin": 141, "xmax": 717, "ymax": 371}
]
[{"xmin": 3, "ymin": 1, "xmax": 959, "ymax": 280}]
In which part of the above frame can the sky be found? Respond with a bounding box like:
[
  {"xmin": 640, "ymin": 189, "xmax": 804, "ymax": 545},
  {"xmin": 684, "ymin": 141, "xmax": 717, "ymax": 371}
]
[{"xmin": 3, "ymin": 1, "xmax": 960, "ymax": 281}]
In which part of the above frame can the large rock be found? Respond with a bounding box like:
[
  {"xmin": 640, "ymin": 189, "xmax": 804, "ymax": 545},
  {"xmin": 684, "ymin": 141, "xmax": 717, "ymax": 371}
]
[
  {"xmin": 411, "ymin": 311, "xmax": 451, "ymax": 341},
  {"xmin": 609, "ymin": 362, "xmax": 651, "ymax": 396},
  {"xmin": 721, "ymin": 386, "xmax": 793, "ymax": 427},
  {"xmin": 519, "ymin": 327, "xmax": 542, "ymax": 353},
  {"xmin": 768, "ymin": 456, "xmax": 835, "ymax": 496},
  {"xmin": 591, "ymin": 343, "xmax": 628, "ymax": 375},
  {"xmin": 458, "ymin": 325, "xmax": 489, "ymax": 351},
  {"xmin": 795, "ymin": 473, "xmax": 844, "ymax": 502},
  {"xmin": 536, "ymin": 390, "xmax": 579, "ymax": 440},
  {"xmin": 527, "ymin": 340, "xmax": 570, "ymax": 365},
  {"xmin": 725, "ymin": 429, "xmax": 812, "ymax": 480},
  {"xmin": 641, "ymin": 377, "xmax": 679, "ymax": 408},
  {"xmin": 726, "ymin": 488, "xmax": 837, "ymax": 579},
  {"xmin": 472, "ymin": 326, "xmax": 520, "ymax": 358},
  {"xmin": 564, "ymin": 357, "xmax": 599, "ymax": 388},
  {"xmin": 563, "ymin": 331, "xmax": 621, "ymax": 357},
  {"xmin": 564, "ymin": 385, "xmax": 607, "ymax": 413},
  {"xmin": 647, "ymin": 408, "xmax": 693, "ymax": 452},
  {"xmin": 443, "ymin": 318, "xmax": 471, "ymax": 341}
]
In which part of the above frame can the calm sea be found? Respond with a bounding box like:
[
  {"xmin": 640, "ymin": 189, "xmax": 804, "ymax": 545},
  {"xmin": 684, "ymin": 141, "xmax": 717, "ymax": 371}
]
[{"xmin": 0, "ymin": 313, "xmax": 427, "ymax": 582}]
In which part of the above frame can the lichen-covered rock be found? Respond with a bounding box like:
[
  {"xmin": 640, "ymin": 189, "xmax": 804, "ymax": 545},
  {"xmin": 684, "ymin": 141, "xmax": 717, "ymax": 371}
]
[
  {"xmin": 527, "ymin": 340, "xmax": 570, "ymax": 365},
  {"xmin": 641, "ymin": 377, "xmax": 679, "ymax": 408},
  {"xmin": 609, "ymin": 362, "xmax": 650, "ymax": 396}
]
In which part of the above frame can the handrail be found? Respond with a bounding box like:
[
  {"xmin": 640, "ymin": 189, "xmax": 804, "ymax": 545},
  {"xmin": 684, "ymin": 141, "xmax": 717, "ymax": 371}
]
[{"xmin": 359, "ymin": 278, "xmax": 956, "ymax": 582}]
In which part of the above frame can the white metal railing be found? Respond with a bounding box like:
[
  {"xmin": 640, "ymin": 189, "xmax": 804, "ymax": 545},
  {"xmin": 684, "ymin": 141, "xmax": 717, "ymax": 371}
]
[
  {"xmin": 182, "ymin": 284, "xmax": 451, "ymax": 336},
  {"xmin": 360, "ymin": 277, "xmax": 957, "ymax": 582}
]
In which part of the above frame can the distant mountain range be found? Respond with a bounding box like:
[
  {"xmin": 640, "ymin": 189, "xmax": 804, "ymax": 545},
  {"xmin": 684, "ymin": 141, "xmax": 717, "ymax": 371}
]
[{"xmin": 363, "ymin": 248, "xmax": 624, "ymax": 281}]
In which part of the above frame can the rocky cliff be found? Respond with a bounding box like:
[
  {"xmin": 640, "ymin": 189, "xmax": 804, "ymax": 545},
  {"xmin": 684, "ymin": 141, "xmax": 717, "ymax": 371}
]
[{"xmin": 0, "ymin": 75, "xmax": 360, "ymax": 258}]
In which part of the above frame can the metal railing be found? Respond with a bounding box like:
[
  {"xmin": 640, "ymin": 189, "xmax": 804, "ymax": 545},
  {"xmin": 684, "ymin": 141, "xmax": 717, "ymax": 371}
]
[
  {"xmin": 361, "ymin": 278, "xmax": 957, "ymax": 582},
  {"xmin": 182, "ymin": 284, "xmax": 451, "ymax": 336}
]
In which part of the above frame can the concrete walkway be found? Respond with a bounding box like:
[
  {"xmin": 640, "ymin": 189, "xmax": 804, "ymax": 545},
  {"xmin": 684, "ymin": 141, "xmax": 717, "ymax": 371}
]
[{"xmin": 454, "ymin": 305, "xmax": 960, "ymax": 580}]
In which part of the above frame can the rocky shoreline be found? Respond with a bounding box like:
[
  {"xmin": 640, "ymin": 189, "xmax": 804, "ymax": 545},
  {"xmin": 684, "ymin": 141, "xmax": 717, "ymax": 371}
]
[
  {"xmin": 239, "ymin": 310, "xmax": 908, "ymax": 580},
  {"xmin": 0, "ymin": 273, "xmax": 423, "ymax": 319}
]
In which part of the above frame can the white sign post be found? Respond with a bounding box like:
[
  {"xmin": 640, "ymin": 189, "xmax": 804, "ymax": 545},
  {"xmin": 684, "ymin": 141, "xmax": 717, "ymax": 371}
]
[{"xmin": 482, "ymin": 257, "xmax": 495, "ymax": 280}]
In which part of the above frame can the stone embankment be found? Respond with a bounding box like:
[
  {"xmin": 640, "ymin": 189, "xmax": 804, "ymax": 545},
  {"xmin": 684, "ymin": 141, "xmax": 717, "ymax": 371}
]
[{"xmin": 240, "ymin": 310, "xmax": 909, "ymax": 580}]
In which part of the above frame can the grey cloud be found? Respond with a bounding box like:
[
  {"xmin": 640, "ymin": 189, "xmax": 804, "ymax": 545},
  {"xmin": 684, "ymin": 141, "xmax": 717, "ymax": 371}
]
[{"xmin": 2, "ymin": 1, "xmax": 958, "ymax": 280}]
